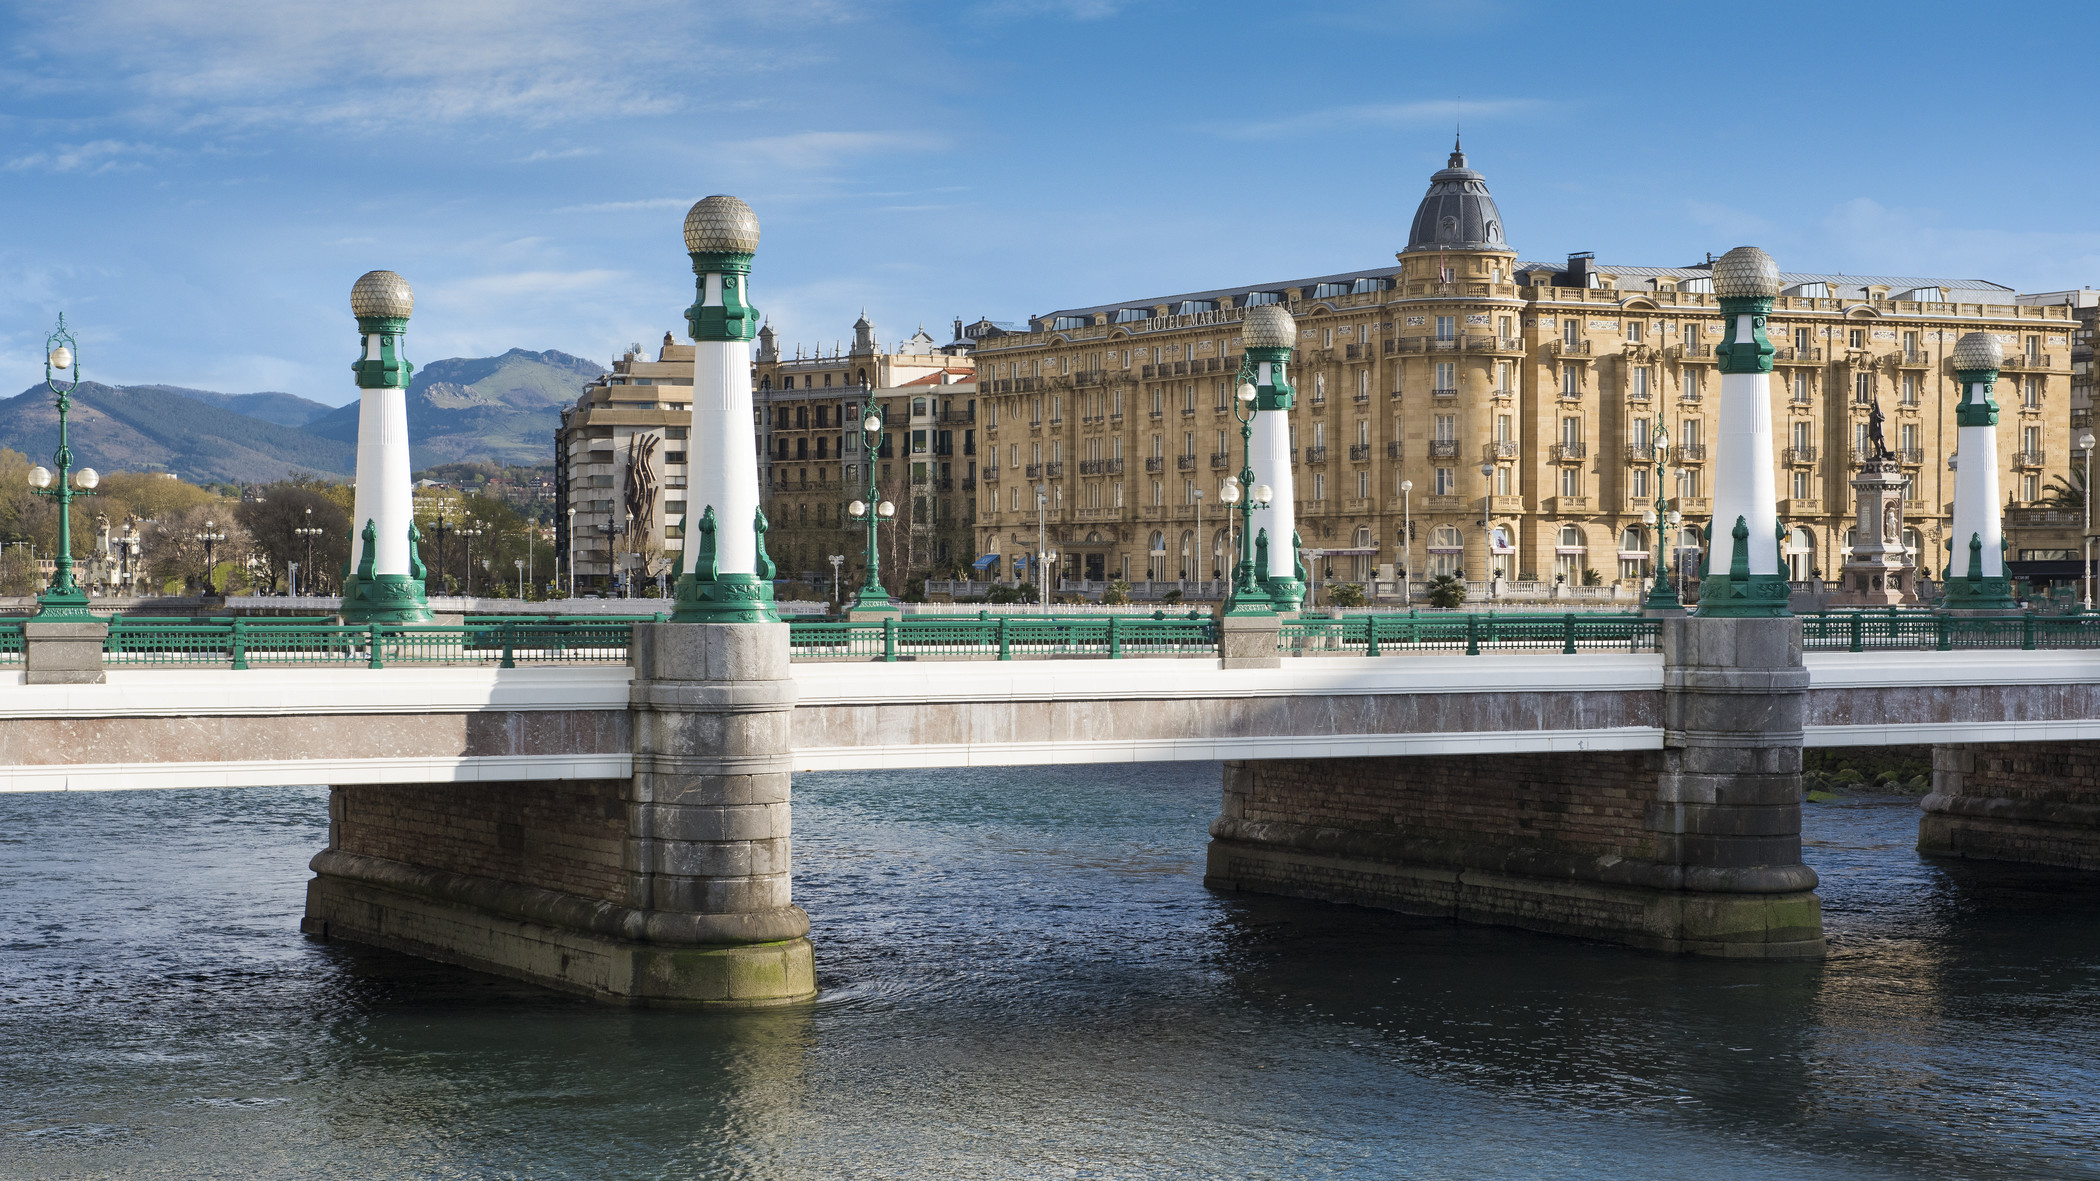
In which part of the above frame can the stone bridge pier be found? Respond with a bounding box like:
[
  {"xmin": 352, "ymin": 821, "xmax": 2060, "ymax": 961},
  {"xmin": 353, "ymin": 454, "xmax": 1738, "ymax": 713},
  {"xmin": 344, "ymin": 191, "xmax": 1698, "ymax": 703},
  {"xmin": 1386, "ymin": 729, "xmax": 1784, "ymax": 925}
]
[
  {"xmin": 303, "ymin": 623, "xmax": 815, "ymax": 1006},
  {"xmin": 1206, "ymin": 616, "xmax": 1825, "ymax": 958},
  {"xmin": 1922, "ymin": 741, "xmax": 2100, "ymax": 871}
]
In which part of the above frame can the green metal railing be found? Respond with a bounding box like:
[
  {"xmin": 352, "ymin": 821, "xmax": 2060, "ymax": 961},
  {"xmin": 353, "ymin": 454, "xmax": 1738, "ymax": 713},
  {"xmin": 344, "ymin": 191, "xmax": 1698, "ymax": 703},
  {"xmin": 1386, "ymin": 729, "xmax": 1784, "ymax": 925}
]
[
  {"xmin": 787, "ymin": 612, "xmax": 1217, "ymax": 661},
  {"xmin": 1281, "ymin": 611, "xmax": 1661, "ymax": 656},
  {"xmin": 0, "ymin": 620, "xmax": 22, "ymax": 664},
  {"xmin": 1799, "ymin": 609, "xmax": 2100, "ymax": 652},
  {"xmin": 101, "ymin": 618, "xmax": 633, "ymax": 668}
]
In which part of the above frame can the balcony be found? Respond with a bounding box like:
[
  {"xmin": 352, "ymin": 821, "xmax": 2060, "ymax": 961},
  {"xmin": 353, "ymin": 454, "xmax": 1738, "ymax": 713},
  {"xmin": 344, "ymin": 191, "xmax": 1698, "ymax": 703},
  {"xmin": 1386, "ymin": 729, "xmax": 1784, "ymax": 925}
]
[
  {"xmin": 1025, "ymin": 463, "xmax": 1042, "ymax": 478},
  {"xmin": 936, "ymin": 409, "xmax": 975, "ymax": 425},
  {"xmin": 1043, "ymin": 462, "xmax": 1064, "ymax": 478},
  {"xmin": 1896, "ymin": 447, "xmax": 1924, "ymax": 466},
  {"xmin": 1624, "ymin": 443, "xmax": 1655, "ymax": 462},
  {"xmin": 1897, "ymin": 350, "xmax": 1931, "ymax": 367},
  {"xmin": 1181, "ymin": 405, "xmax": 1197, "ymax": 417},
  {"xmin": 1782, "ymin": 446, "xmax": 1817, "ymax": 465},
  {"xmin": 1673, "ymin": 444, "xmax": 1708, "ymax": 464},
  {"xmin": 2016, "ymin": 449, "xmax": 2046, "ymax": 468},
  {"xmin": 1079, "ymin": 460, "xmax": 1105, "ymax": 475},
  {"xmin": 1780, "ymin": 498, "xmax": 1823, "ymax": 516},
  {"xmin": 1547, "ymin": 339, "xmax": 1593, "ymax": 357},
  {"xmin": 1074, "ymin": 369, "xmax": 1109, "ymax": 387},
  {"xmin": 1349, "ymin": 443, "xmax": 1372, "ymax": 461},
  {"xmin": 1148, "ymin": 409, "xmax": 1163, "ymax": 420},
  {"xmin": 1670, "ymin": 344, "xmax": 1716, "ymax": 362},
  {"xmin": 1490, "ymin": 494, "xmax": 1526, "ymax": 513},
  {"xmin": 1491, "ymin": 386, "xmax": 1515, "ymax": 401},
  {"xmin": 1428, "ymin": 440, "xmax": 1460, "ymax": 458},
  {"xmin": 1999, "ymin": 354, "xmax": 2053, "ymax": 371},
  {"xmin": 1353, "ymin": 390, "xmax": 1370, "ymax": 404},
  {"xmin": 1177, "ymin": 455, "xmax": 1196, "ymax": 470},
  {"xmin": 1774, "ymin": 346, "xmax": 1824, "ymax": 364},
  {"xmin": 1106, "ymin": 458, "xmax": 1124, "ymax": 475},
  {"xmin": 981, "ymin": 466, "xmax": 1000, "ymax": 483},
  {"xmin": 1484, "ymin": 440, "xmax": 1518, "ymax": 461},
  {"xmin": 1551, "ymin": 442, "xmax": 1587, "ymax": 462},
  {"xmin": 1211, "ymin": 452, "xmax": 1231, "ymax": 469},
  {"xmin": 1304, "ymin": 446, "xmax": 1329, "ymax": 464},
  {"xmin": 1431, "ymin": 387, "xmax": 1460, "ymax": 399},
  {"xmin": 1145, "ymin": 457, "xmax": 1164, "ymax": 473},
  {"xmin": 1386, "ymin": 441, "xmax": 1403, "ymax": 459},
  {"xmin": 1546, "ymin": 495, "xmax": 1591, "ymax": 513}
]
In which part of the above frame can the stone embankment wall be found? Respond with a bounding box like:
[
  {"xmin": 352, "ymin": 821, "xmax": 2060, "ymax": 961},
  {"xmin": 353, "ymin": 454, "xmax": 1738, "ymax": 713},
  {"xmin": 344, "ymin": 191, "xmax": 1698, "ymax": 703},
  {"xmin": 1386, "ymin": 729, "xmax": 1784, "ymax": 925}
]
[{"xmin": 1922, "ymin": 742, "xmax": 2100, "ymax": 870}]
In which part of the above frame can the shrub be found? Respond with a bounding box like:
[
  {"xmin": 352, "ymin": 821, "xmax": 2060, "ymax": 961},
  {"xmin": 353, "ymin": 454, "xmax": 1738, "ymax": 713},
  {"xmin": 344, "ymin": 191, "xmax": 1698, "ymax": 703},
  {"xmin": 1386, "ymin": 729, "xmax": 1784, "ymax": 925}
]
[
  {"xmin": 1329, "ymin": 582, "xmax": 1367, "ymax": 607},
  {"xmin": 1102, "ymin": 579, "xmax": 1132, "ymax": 605},
  {"xmin": 1429, "ymin": 574, "xmax": 1466, "ymax": 609}
]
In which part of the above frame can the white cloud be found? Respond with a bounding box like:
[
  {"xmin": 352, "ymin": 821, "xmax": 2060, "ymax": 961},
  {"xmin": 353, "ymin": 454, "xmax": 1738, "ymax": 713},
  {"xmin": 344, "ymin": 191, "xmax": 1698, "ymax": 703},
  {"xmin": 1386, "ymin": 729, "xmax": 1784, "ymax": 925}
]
[
  {"xmin": 520, "ymin": 147, "xmax": 600, "ymax": 163},
  {"xmin": 1206, "ymin": 98, "xmax": 1543, "ymax": 141},
  {"xmin": 553, "ymin": 197, "xmax": 693, "ymax": 214},
  {"xmin": 5, "ymin": 140, "xmax": 163, "ymax": 173},
  {"xmin": 724, "ymin": 131, "xmax": 945, "ymax": 170}
]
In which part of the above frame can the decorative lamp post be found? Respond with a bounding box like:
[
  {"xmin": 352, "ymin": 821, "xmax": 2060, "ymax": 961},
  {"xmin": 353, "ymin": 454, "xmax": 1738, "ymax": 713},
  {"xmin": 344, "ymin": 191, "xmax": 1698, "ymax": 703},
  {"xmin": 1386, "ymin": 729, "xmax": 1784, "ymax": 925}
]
[
  {"xmin": 1240, "ymin": 304, "xmax": 1303, "ymax": 612},
  {"xmin": 844, "ymin": 387, "xmax": 898, "ymax": 615},
  {"xmin": 1644, "ymin": 417, "xmax": 1683, "ymax": 611},
  {"xmin": 671, "ymin": 194, "xmax": 779, "ymax": 622},
  {"xmin": 295, "ymin": 506, "xmax": 326, "ymax": 597},
  {"xmin": 2082, "ymin": 431, "xmax": 2096, "ymax": 610},
  {"xmin": 458, "ymin": 521, "xmax": 484, "ymax": 597},
  {"xmin": 29, "ymin": 315, "xmax": 99, "ymax": 618},
  {"xmin": 1399, "ymin": 479, "xmax": 1414, "ymax": 603},
  {"xmin": 1942, "ymin": 331, "xmax": 2015, "ymax": 610},
  {"xmin": 1479, "ymin": 460, "xmax": 1496, "ymax": 598},
  {"xmin": 1221, "ymin": 362, "xmax": 1274, "ymax": 617},
  {"xmin": 565, "ymin": 506, "xmax": 577, "ymax": 599},
  {"xmin": 828, "ymin": 553, "xmax": 845, "ymax": 607},
  {"xmin": 193, "ymin": 520, "xmax": 226, "ymax": 594},
  {"xmin": 339, "ymin": 272, "xmax": 432, "ymax": 622},
  {"xmin": 1697, "ymin": 246, "xmax": 1789, "ymax": 617},
  {"xmin": 515, "ymin": 557, "xmax": 525, "ymax": 599}
]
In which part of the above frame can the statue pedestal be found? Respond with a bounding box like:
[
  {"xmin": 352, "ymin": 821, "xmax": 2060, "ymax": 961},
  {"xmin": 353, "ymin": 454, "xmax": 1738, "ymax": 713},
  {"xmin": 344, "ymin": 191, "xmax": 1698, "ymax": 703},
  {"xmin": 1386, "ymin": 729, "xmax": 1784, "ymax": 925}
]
[{"xmin": 1829, "ymin": 458, "xmax": 1917, "ymax": 607}]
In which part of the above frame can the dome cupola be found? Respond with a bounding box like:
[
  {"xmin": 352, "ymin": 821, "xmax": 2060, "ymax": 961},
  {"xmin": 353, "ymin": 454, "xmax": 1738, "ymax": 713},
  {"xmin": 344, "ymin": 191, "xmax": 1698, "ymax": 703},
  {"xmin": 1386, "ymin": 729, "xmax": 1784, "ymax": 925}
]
[{"xmin": 1402, "ymin": 137, "xmax": 1509, "ymax": 255}]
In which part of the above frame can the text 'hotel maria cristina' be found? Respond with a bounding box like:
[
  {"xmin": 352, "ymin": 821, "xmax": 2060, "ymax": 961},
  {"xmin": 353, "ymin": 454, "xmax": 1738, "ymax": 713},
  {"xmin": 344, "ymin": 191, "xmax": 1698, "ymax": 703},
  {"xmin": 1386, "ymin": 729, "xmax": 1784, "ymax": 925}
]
[{"xmin": 967, "ymin": 140, "xmax": 2080, "ymax": 592}]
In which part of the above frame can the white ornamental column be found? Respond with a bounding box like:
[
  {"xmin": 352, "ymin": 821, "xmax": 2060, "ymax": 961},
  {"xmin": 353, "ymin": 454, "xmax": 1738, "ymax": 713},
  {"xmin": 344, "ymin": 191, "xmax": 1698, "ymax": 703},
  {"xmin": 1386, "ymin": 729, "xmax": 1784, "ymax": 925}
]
[
  {"xmin": 1697, "ymin": 246, "xmax": 1790, "ymax": 617},
  {"xmin": 1944, "ymin": 331, "xmax": 2014, "ymax": 610},
  {"xmin": 341, "ymin": 270, "xmax": 431, "ymax": 623},
  {"xmin": 1242, "ymin": 304, "xmax": 1303, "ymax": 611},
  {"xmin": 673, "ymin": 195, "xmax": 778, "ymax": 622}
]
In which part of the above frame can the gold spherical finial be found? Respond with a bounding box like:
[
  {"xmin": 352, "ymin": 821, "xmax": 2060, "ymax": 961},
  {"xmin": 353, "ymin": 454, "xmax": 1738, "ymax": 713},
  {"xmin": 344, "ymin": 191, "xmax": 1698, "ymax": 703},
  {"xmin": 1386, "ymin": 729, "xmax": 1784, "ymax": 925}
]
[
  {"xmin": 1952, "ymin": 331, "xmax": 2003, "ymax": 372},
  {"xmin": 1242, "ymin": 303, "xmax": 1297, "ymax": 350},
  {"xmin": 1711, "ymin": 246, "xmax": 1781, "ymax": 299},
  {"xmin": 683, "ymin": 195, "xmax": 761, "ymax": 254},
  {"xmin": 350, "ymin": 270, "xmax": 414, "ymax": 320}
]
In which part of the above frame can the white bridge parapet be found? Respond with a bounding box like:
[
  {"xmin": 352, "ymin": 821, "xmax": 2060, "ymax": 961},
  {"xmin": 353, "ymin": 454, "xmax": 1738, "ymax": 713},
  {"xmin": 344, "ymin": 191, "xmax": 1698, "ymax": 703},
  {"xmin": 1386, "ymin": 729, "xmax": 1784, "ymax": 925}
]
[{"xmin": 1, "ymin": 649, "xmax": 2097, "ymax": 790}]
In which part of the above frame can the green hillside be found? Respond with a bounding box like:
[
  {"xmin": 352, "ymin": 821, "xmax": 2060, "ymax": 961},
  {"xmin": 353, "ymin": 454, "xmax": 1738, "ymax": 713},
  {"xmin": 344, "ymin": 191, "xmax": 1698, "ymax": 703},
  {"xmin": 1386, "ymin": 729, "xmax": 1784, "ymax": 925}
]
[
  {"xmin": 0, "ymin": 382, "xmax": 356, "ymax": 482},
  {"xmin": 304, "ymin": 348, "xmax": 600, "ymax": 467}
]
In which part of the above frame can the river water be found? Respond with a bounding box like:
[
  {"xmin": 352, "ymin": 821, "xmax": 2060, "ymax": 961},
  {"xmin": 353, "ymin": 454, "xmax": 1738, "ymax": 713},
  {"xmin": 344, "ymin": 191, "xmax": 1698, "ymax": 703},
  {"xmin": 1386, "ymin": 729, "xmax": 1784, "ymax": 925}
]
[{"xmin": 2, "ymin": 766, "xmax": 2098, "ymax": 1179}]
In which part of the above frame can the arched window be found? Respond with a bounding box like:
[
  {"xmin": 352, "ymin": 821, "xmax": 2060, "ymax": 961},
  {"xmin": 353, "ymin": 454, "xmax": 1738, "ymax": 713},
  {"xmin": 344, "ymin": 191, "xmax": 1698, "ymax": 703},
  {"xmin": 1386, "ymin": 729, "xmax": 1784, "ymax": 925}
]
[
  {"xmin": 857, "ymin": 368, "xmax": 867, "ymax": 385},
  {"xmin": 1786, "ymin": 527, "xmax": 1816, "ymax": 582},
  {"xmin": 1149, "ymin": 530, "xmax": 1166, "ymax": 583},
  {"xmin": 1354, "ymin": 525, "xmax": 1374, "ymax": 581},
  {"xmin": 1619, "ymin": 526, "xmax": 1648, "ymax": 582},
  {"xmin": 1179, "ymin": 530, "xmax": 1195, "ymax": 580},
  {"xmin": 1902, "ymin": 527, "xmax": 1922, "ymax": 557},
  {"xmin": 760, "ymin": 375, "xmax": 771, "ymax": 390},
  {"xmin": 1215, "ymin": 527, "xmax": 1233, "ymax": 581}
]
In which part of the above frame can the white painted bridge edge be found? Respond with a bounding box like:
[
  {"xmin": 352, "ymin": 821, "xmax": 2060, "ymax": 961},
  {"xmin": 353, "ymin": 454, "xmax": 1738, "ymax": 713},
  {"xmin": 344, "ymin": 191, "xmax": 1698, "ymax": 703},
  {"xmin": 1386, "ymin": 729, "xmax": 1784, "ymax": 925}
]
[{"xmin": 3, "ymin": 650, "xmax": 2097, "ymax": 790}]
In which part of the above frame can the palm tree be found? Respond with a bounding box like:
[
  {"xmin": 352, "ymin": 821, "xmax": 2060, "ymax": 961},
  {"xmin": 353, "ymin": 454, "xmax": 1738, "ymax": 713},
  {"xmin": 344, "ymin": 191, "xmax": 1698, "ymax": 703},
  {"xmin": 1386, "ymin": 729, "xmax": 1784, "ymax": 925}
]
[{"xmin": 2041, "ymin": 465, "xmax": 2088, "ymax": 510}]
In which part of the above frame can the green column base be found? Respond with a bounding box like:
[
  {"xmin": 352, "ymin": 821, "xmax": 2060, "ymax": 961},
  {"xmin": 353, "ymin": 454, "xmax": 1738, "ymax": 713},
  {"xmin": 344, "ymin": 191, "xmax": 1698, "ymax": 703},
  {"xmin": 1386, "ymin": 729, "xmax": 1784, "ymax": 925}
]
[
  {"xmin": 1695, "ymin": 571, "xmax": 1792, "ymax": 618},
  {"xmin": 1940, "ymin": 575, "xmax": 2016, "ymax": 612},
  {"xmin": 340, "ymin": 573, "xmax": 434, "ymax": 624},
  {"xmin": 672, "ymin": 571, "xmax": 781, "ymax": 623},
  {"xmin": 32, "ymin": 586, "xmax": 96, "ymax": 620},
  {"xmin": 1264, "ymin": 576, "xmax": 1306, "ymax": 615}
]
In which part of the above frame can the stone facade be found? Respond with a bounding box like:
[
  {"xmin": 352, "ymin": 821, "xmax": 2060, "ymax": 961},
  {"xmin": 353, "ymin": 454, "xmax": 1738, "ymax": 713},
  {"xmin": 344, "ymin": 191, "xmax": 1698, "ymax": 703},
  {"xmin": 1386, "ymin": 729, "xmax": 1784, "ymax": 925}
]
[
  {"xmin": 556, "ymin": 334, "xmax": 697, "ymax": 593},
  {"xmin": 967, "ymin": 142, "xmax": 2077, "ymax": 593},
  {"xmin": 1921, "ymin": 741, "xmax": 2100, "ymax": 871}
]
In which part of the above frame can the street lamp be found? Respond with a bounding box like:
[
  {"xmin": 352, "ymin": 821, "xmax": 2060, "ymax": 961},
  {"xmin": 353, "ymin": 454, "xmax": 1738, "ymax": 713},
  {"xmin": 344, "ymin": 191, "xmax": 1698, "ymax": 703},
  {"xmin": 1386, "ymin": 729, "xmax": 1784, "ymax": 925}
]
[
  {"xmin": 1645, "ymin": 417, "xmax": 1683, "ymax": 612},
  {"xmin": 193, "ymin": 520, "xmax": 226, "ymax": 594},
  {"xmin": 566, "ymin": 505, "xmax": 577, "ymax": 599},
  {"xmin": 828, "ymin": 553, "xmax": 845, "ymax": 607},
  {"xmin": 295, "ymin": 506, "xmax": 326, "ymax": 597},
  {"xmin": 515, "ymin": 557, "xmax": 525, "ymax": 599},
  {"xmin": 29, "ymin": 315, "xmax": 98, "ymax": 617},
  {"xmin": 2083, "ymin": 431, "xmax": 2097, "ymax": 609},
  {"xmin": 1035, "ymin": 484, "xmax": 1050, "ymax": 611},
  {"xmin": 457, "ymin": 520, "xmax": 485, "ymax": 596},
  {"xmin": 1399, "ymin": 478, "xmax": 1414, "ymax": 604},
  {"xmin": 1224, "ymin": 371, "xmax": 1274, "ymax": 615},
  {"xmin": 1479, "ymin": 460, "xmax": 1495, "ymax": 600},
  {"xmin": 845, "ymin": 379, "xmax": 898, "ymax": 614}
]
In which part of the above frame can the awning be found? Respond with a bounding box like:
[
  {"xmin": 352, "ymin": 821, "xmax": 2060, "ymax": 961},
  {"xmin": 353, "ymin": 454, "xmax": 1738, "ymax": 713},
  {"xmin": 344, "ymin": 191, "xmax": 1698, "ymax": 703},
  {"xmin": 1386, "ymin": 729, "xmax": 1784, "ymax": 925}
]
[{"xmin": 972, "ymin": 553, "xmax": 1000, "ymax": 570}]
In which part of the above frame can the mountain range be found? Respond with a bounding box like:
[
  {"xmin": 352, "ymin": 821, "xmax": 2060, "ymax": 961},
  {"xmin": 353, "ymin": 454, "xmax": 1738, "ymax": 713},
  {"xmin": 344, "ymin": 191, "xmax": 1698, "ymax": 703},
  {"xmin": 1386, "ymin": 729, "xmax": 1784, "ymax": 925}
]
[{"xmin": 0, "ymin": 348, "xmax": 599, "ymax": 483}]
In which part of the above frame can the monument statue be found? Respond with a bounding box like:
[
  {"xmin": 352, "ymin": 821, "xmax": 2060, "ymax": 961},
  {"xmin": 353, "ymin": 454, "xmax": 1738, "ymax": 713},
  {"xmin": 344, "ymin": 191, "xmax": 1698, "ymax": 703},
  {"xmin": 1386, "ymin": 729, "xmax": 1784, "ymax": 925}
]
[{"xmin": 1865, "ymin": 398, "xmax": 1892, "ymax": 461}]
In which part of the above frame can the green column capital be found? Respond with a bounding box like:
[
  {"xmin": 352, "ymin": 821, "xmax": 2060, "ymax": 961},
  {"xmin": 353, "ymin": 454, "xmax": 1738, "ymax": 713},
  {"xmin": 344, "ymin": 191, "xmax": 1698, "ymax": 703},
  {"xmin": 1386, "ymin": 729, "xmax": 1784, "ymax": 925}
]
[
  {"xmin": 1246, "ymin": 344, "xmax": 1295, "ymax": 410},
  {"xmin": 1714, "ymin": 295, "xmax": 1775, "ymax": 375},
  {"xmin": 351, "ymin": 320, "xmax": 413, "ymax": 390},
  {"xmin": 686, "ymin": 250, "xmax": 760, "ymax": 343},
  {"xmin": 1954, "ymin": 370, "xmax": 2000, "ymax": 427}
]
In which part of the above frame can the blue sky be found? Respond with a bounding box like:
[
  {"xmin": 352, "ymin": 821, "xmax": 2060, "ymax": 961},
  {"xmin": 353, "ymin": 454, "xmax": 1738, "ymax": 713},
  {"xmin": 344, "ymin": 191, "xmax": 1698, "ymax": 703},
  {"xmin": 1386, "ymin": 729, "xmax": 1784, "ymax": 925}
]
[{"xmin": 4, "ymin": 0, "xmax": 2096, "ymax": 406}]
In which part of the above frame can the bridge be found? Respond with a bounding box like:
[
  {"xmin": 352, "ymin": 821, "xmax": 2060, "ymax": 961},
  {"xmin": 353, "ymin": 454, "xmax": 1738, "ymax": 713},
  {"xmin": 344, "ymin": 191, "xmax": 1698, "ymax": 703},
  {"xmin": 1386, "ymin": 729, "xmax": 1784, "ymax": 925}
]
[{"xmin": 10, "ymin": 229, "xmax": 2091, "ymax": 1009}]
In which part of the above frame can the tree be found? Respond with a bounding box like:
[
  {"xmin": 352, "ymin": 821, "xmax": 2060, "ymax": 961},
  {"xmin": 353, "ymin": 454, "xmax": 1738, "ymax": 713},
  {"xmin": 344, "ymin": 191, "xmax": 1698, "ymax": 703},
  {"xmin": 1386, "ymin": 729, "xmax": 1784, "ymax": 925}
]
[
  {"xmin": 2042, "ymin": 466, "xmax": 2089, "ymax": 510},
  {"xmin": 0, "ymin": 546, "xmax": 39, "ymax": 596},
  {"xmin": 1429, "ymin": 574, "xmax": 1466, "ymax": 608},
  {"xmin": 145, "ymin": 504, "xmax": 253, "ymax": 594},
  {"xmin": 235, "ymin": 483, "xmax": 352, "ymax": 594},
  {"xmin": 1328, "ymin": 582, "xmax": 1367, "ymax": 607}
]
